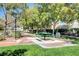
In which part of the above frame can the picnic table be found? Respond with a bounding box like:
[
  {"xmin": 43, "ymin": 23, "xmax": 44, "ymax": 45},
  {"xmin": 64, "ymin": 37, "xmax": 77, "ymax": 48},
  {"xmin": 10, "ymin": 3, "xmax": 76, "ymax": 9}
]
[{"xmin": 38, "ymin": 32, "xmax": 52, "ymax": 40}]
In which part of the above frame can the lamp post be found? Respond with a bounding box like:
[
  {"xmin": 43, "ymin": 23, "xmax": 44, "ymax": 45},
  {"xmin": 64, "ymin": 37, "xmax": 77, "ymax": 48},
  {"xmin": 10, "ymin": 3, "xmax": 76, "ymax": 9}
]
[
  {"xmin": 12, "ymin": 11, "xmax": 18, "ymax": 40},
  {"xmin": 12, "ymin": 13, "xmax": 17, "ymax": 40},
  {"xmin": 14, "ymin": 17, "xmax": 17, "ymax": 39},
  {"xmin": 12, "ymin": 9, "xmax": 21, "ymax": 40}
]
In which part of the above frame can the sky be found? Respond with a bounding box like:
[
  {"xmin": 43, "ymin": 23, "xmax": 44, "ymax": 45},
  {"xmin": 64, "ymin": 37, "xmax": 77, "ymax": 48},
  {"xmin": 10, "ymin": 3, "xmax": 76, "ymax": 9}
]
[
  {"xmin": 0, "ymin": 8, "xmax": 5, "ymax": 18},
  {"xmin": 0, "ymin": 3, "xmax": 34, "ymax": 19}
]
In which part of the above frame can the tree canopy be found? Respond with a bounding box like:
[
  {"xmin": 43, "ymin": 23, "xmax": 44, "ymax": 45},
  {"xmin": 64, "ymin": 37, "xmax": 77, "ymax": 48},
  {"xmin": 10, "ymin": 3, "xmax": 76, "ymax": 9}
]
[{"xmin": 0, "ymin": 3, "xmax": 79, "ymax": 33}]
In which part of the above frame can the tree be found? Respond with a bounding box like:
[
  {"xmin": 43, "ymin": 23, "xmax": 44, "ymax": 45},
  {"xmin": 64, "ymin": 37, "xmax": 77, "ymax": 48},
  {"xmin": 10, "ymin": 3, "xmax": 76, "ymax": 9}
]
[
  {"xmin": 0, "ymin": 18, "xmax": 4, "ymax": 30},
  {"xmin": 0, "ymin": 4, "xmax": 8, "ymax": 38},
  {"xmin": 46, "ymin": 4, "xmax": 65, "ymax": 37},
  {"xmin": 8, "ymin": 3, "xmax": 26, "ymax": 39},
  {"xmin": 37, "ymin": 3, "xmax": 51, "ymax": 31},
  {"xmin": 0, "ymin": 3, "xmax": 25, "ymax": 39},
  {"xmin": 21, "ymin": 7, "xmax": 40, "ymax": 33}
]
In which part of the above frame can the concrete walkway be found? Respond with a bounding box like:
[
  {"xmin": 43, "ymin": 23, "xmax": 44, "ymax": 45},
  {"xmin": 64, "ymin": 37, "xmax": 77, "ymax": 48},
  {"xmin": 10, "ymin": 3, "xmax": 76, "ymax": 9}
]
[
  {"xmin": 32, "ymin": 38, "xmax": 77, "ymax": 48},
  {"xmin": 0, "ymin": 41, "xmax": 16, "ymax": 46},
  {"xmin": 0, "ymin": 37, "xmax": 34, "ymax": 47}
]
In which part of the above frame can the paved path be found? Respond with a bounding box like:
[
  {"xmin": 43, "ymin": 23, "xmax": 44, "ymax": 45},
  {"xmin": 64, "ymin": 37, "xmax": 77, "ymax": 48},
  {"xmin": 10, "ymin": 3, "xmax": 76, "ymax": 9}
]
[
  {"xmin": 0, "ymin": 42, "xmax": 16, "ymax": 46},
  {"xmin": 0, "ymin": 37, "xmax": 34, "ymax": 47}
]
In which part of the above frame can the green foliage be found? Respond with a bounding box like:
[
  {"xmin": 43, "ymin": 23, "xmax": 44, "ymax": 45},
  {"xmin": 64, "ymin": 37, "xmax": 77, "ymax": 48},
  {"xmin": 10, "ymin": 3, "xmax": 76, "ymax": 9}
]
[
  {"xmin": 11, "ymin": 31, "xmax": 21, "ymax": 38},
  {"xmin": 61, "ymin": 35, "xmax": 79, "ymax": 44},
  {"xmin": 0, "ymin": 48, "xmax": 27, "ymax": 56},
  {"xmin": 0, "ymin": 35, "xmax": 5, "ymax": 41},
  {"xmin": 21, "ymin": 45, "xmax": 79, "ymax": 56},
  {"xmin": 1, "ymin": 3, "xmax": 79, "ymax": 33},
  {"xmin": 0, "ymin": 25, "xmax": 3, "ymax": 30},
  {"xmin": 0, "ymin": 45, "xmax": 79, "ymax": 56}
]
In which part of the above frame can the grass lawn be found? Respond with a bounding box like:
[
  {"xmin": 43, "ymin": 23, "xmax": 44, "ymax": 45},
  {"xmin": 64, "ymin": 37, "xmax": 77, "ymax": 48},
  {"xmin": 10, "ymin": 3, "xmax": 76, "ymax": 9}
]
[
  {"xmin": 0, "ymin": 45, "xmax": 79, "ymax": 56},
  {"xmin": 61, "ymin": 35, "xmax": 79, "ymax": 44}
]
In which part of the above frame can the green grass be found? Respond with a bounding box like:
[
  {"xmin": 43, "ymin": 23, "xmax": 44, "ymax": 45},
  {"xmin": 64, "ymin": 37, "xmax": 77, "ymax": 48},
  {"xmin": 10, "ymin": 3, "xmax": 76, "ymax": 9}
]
[
  {"xmin": 0, "ymin": 45, "xmax": 79, "ymax": 56},
  {"xmin": 61, "ymin": 35, "xmax": 79, "ymax": 44}
]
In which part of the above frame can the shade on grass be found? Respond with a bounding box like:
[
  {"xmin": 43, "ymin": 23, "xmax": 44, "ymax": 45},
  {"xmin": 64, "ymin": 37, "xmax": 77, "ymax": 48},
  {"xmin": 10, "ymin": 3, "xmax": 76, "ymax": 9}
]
[{"xmin": 0, "ymin": 45, "xmax": 79, "ymax": 56}]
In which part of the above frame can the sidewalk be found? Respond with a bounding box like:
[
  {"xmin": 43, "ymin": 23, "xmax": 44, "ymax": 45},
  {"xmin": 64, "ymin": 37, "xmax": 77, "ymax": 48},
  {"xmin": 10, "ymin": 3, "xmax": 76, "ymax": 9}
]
[{"xmin": 0, "ymin": 36, "xmax": 34, "ymax": 47}]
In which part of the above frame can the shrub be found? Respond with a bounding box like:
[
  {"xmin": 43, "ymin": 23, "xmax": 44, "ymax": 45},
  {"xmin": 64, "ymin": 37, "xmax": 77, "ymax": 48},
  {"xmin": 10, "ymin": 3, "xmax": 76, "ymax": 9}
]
[
  {"xmin": 0, "ymin": 24, "xmax": 3, "ymax": 30},
  {"xmin": 0, "ymin": 35, "xmax": 5, "ymax": 41},
  {"xmin": 11, "ymin": 31, "xmax": 21, "ymax": 38},
  {"xmin": 0, "ymin": 49, "xmax": 27, "ymax": 56},
  {"xmin": 12, "ymin": 49, "xmax": 27, "ymax": 56}
]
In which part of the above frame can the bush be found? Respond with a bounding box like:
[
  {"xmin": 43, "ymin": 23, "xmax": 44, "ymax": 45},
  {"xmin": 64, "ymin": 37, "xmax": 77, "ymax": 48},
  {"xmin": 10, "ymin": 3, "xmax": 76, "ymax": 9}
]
[
  {"xmin": 11, "ymin": 31, "xmax": 21, "ymax": 38},
  {"xmin": 0, "ymin": 24, "xmax": 3, "ymax": 30},
  {"xmin": 0, "ymin": 35, "xmax": 5, "ymax": 41},
  {"xmin": 0, "ymin": 48, "xmax": 27, "ymax": 56}
]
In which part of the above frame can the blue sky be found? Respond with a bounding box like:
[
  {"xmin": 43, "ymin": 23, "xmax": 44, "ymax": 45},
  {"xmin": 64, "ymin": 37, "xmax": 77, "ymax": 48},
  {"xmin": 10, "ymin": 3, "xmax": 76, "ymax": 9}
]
[
  {"xmin": 0, "ymin": 8, "xmax": 5, "ymax": 18},
  {"xmin": 27, "ymin": 3, "xmax": 34, "ymax": 8},
  {"xmin": 0, "ymin": 3, "xmax": 34, "ymax": 18}
]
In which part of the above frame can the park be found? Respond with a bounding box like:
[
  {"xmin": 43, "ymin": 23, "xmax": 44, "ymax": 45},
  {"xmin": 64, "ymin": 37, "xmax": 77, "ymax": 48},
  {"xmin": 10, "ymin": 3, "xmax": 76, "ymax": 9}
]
[{"xmin": 0, "ymin": 3, "xmax": 79, "ymax": 56}]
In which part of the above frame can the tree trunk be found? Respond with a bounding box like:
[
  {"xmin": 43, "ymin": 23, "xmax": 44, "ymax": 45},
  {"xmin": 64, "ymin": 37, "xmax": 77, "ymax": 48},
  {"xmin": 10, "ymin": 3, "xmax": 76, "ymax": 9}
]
[
  {"xmin": 36, "ymin": 28, "xmax": 39, "ymax": 34},
  {"xmin": 52, "ymin": 22, "xmax": 56, "ymax": 37},
  {"xmin": 52, "ymin": 26, "xmax": 55, "ymax": 37},
  {"xmin": 4, "ymin": 14, "xmax": 8, "ymax": 36},
  {"xmin": 3, "ymin": 4, "xmax": 8, "ymax": 38},
  {"xmin": 44, "ymin": 28, "xmax": 46, "ymax": 32},
  {"xmin": 31, "ymin": 25, "xmax": 33, "ymax": 33}
]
